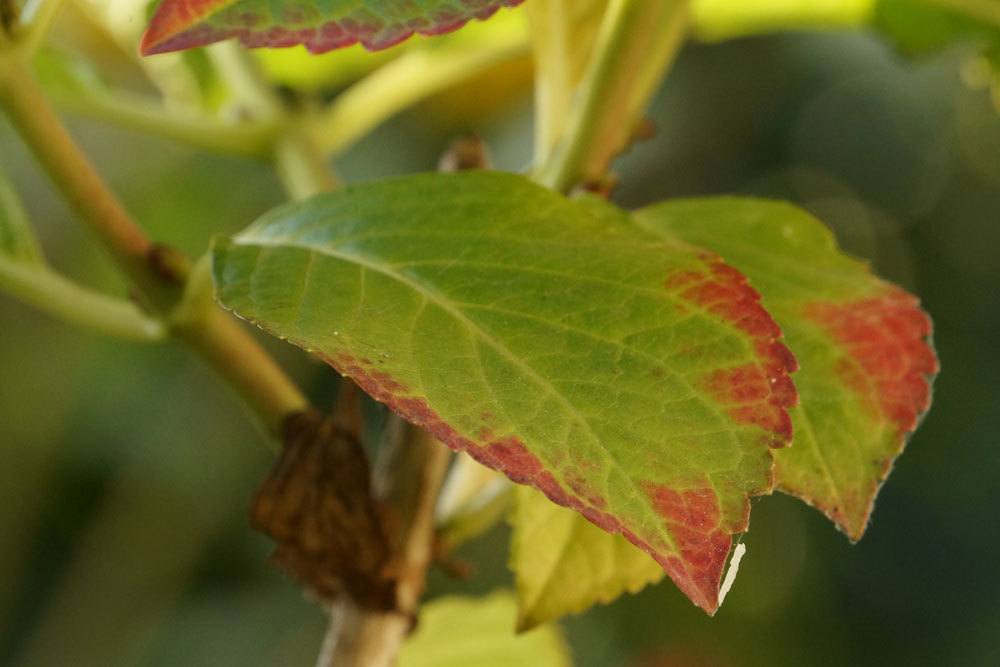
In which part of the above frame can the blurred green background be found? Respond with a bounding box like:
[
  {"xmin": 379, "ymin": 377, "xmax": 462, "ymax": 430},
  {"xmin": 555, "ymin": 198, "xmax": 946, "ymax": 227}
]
[{"xmin": 2, "ymin": 18, "xmax": 999, "ymax": 667}]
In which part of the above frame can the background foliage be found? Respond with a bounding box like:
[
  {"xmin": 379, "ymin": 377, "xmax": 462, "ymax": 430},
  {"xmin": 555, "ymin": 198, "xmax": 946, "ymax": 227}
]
[{"xmin": 1, "ymin": 5, "xmax": 998, "ymax": 666}]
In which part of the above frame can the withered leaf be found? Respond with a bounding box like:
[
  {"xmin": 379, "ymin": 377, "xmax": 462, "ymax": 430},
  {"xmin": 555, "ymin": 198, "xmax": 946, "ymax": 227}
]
[{"xmin": 251, "ymin": 410, "xmax": 396, "ymax": 611}]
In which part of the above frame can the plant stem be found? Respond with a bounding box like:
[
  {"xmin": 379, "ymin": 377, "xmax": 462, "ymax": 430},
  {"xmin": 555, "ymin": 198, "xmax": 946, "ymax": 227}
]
[
  {"xmin": 535, "ymin": 0, "xmax": 690, "ymax": 192},
  {"xmin": 206, "ymin": 43, "xmax": 284, "ymax": 120},
  {"xmin": 527, "ymin": 0, "xmax": 608, "ymax": 165},
  {"xmin": 319, "ymin": 418, "xmax": 450, "ymax": 667},
  {"xmin": 275, "ymin": 129, "xmax": 339, "ymax": 200},
  {"xmin": 0, "ymin": 260, "xmax": 164, "ymax": 342},
  {"xmin": 218, "ymin": 38, "xmax": 454, "ymax": 664},
  {"xmin": 0, "ymin": 57, "xmax": 308, "ymax": 437},
  {"xmin": 50, "ymin": 88, "xmax": 278, "ymax": 158},
  {"xmin": 169, "ymin": 255, "xmax": 309, "ymax": 437},
  {"xmin": 172, "ymin": 304, "xmax": 308, "ymax": 436},
  {"xmin": 12, "ymin": 0, "xmax": 64, "ymax": 58},
  {"xmin": 207, "ymin": 42, "xmax": 341, "ymax": 197},
  {"xmin": 436, "ymin": 454, "xmax": 511, "ymax": 553},
  {"xmin": 315, "ymin": 34, "xmax": 528, "ymax": 156},
  {"xmin": 0, "ymin": 59, "xmax": 171, "ymax": 305}
]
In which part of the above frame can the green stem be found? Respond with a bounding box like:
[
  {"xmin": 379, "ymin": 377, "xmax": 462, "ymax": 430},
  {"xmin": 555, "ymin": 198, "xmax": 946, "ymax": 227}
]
[
  {"xmin": 535, "ymin": 0, "xmax": 690, "ymax": 193},
  {"xmin": 50, "ymin": 87, "xmax": 278, "ymax": 158},
  {"xmin": 527, "ymin": 0, "xmax": 607, "ymax": 165},
  {"xmin": 315, "ymin": 34, "xmax": 528, "ymax": 156},
  {"xmin": 206, "ymin": 43, "xmax": 283, "ymax": 121},
  {"xmin": 0, "ymin": 57, "xmax": 308, "ymax": 437},
  {"xmin": 0, "ymin": 260, "xmax": 164, "ymax": 342},
  {"xmin": 0, "ymin": 59, "xmax": 169, "ymax": 306},
  {"xmin": 207, "ymin": 42, "xmax": 341, "ymax": 197},
  {"xmin": 275, "ymin": 129, "xmax": 339, "ymax": 200},
  {"xmin": 12, "ymin": 0, "xmax": 65, "ymax": 58},
  {"xmin": 173, "ymin": 306, "xmax": 308, "ymax": 437}
]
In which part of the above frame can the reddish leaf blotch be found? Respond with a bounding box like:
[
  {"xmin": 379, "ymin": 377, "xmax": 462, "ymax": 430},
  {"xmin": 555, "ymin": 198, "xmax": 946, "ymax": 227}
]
[
  {"xmin": 805, "ymin": 289, "xmax": 938, "ymax": 435},
  {"xmin": 666, "ymin": 253, "xmax": 799, "ymax": 447},
  {"xmin": 323, "ymin": 352, "xmax": 737, "ymax": 614},
  {"xmin": 642, "ymin": 482, "xmax": 733, "ymax": 613}
]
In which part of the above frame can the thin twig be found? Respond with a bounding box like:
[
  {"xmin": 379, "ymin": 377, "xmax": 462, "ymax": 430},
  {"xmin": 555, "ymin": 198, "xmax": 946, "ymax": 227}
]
[
  {"xmin": 0, "ymin": 58, "xmax": 308, "ymax": 437},
  {"xmin": 0, "ymin": 261, "xmax": 165, "ymax": 342},
  {"xmin": 49, "ymin": 88, "xmax": 279, "ymax": 158},
  {"xmin": 315, "ymin": 35, "xmax": 528, "ymax": 156}
]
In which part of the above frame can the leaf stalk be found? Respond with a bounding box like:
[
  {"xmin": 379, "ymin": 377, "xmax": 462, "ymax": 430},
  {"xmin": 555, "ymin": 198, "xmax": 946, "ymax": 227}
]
[
  {"xmin": 0, "ymin": 57, "xmax": 308, "ymax": 438},
  {"xmin": 0, "ymin": 260, "xmax": 165, "ymax": 342},
  {"xmin": 534, "ymin": 0, "xmax": 690, "ymax": 192}
]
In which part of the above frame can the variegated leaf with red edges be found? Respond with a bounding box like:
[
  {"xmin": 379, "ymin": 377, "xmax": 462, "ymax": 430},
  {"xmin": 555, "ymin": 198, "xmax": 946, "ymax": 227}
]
[
  {"xmin": 141, "ymin": 0, "xmax": 525, "ymax": 55},
  {"xmin": 212, "ymin": 173, "xmax": 799, "ymax": 613},
  {"xmin": 635, "ymin": 197, "xmax": 938, "ymax": 540},
  {"xmin": 506, "ymin": 196, "xmax": 938, "ymax": 630}
]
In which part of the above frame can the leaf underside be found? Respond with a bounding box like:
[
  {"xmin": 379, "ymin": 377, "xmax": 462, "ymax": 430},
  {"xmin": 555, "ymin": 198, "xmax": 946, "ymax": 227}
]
[
  {"xmin": 213, "ymin": 172, "xmax": 799, "ymax": 613},
  {"xmin": 635, "ymin": 197, "xmax": 939, "ymax": 540},
  {"xmin": 141, "ymin": 0, "xmax": 526, "ymax": 55}
]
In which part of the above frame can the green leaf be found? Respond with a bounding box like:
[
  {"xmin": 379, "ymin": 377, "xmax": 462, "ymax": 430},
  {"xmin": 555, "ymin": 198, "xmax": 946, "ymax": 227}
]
[
  {"xmin": 691, "ymin": 0, "xmax": 875, "ymax": 42},
  {"xmin": 510, "ymin": 486, "xmax": 664, "ymax": 630},
  {"xmin": 0, "ymin": 173, "xmax": 43, "ymax": 264},
  {"xmin": 213, "ymin": 172, "xmax": 799, "ymax": 613},
  {"xmin": 141, "ymin": 0, "xmax": 526, "ymax": 55},
  {"xmin": 634, "ymin": 198, "xmax": 938, "ymax": 539},
  {"xmin": 397, "ymin": 591, "xmax": 571, "ymax": 667},
  {"xmin": 874, "ymin": 0, "xmax": 1000, "ymax": 53},
  {"xmin": 688, "ymin": 0, "xmax": 1000, "ymax": 55}
]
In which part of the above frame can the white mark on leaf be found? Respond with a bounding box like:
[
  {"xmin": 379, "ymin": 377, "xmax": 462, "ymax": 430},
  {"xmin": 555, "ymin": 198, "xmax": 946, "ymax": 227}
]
[{"xmin": 717, "ymin": 542, "xmax": 747, "ymax": 608}]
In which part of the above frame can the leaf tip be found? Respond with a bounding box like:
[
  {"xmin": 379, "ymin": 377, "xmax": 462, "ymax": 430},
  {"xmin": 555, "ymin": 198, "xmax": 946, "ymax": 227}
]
[
  {"xmin": 514, "ymin": 610, "xmax": 537, "ymax": 634},
  {"xmin": 791, "ymin": 287, "xmax": 939, "ymax": 540}
]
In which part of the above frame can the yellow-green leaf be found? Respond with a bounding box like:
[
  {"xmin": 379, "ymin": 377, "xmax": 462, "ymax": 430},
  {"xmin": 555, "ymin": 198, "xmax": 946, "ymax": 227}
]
[
  {"xmin": 510, "ymin": 486, "xmax": 664, "ymax": 631},
  {"xmin": 398, "ymin": 591, "xmax": 571, "ymax": 667}
]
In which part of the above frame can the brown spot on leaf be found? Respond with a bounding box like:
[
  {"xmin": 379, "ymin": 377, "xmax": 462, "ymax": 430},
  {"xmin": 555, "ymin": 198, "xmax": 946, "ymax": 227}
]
[{"xmin": 565, "ymin": 470, "xmax": 608, "ymax": 510}]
